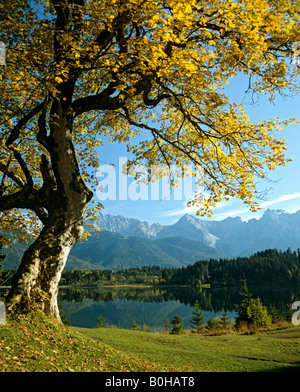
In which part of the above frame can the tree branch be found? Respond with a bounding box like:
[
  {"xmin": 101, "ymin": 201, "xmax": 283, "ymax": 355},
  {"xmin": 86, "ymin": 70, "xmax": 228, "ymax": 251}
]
[
  {"xmin": 0, "ymin": 189, "xmax": 48, "ymax": 225},
  {"xmin": 10, "ymin": 147, "xmax": 34, "ymax": 188},
  {"xmin": 6, "ymin": 102, "xmax": 44, "ymax": 147},
  {"xmin": 40, "ymin": 154, "xmax": 57, "ymax": 190},
  {"xmin": 72, "ymin": 71, "xmax": 172, "ymax": 116},
  {"xmin": 142, "ymin": 78, "xmax": 171, "ymax": 107},
  {"xmin": 37, "ymin": 98, "xmax": 51, "ymax": 150},
  {"xmin": 121, "ymin": 106, "xmax": 220, "ymax": 186},
  {"xmin": 72, "ymin": 82, "xmax": 121, "ymax": 116},
  {"xmin": 0, "ymin": 162, "xmax": 25, "ymax": 188}
]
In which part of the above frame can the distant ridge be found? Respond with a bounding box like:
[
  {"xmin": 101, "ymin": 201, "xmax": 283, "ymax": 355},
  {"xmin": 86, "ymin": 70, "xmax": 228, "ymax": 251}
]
[{"xmin": 69, "ymin": 231, "xmax": 226, "ymax": 270}]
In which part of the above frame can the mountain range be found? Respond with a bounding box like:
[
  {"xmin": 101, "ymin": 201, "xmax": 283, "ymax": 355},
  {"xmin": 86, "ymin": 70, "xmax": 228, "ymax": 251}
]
[
  {"xmin": 69, "ymin": 231, "xmax": 225, "ymax": 269},
  {"xmin": 95, "ymin": 208, "xmax": 300, "ymax": 258},
  {"xmin": 2, "ymin": 209, "xmax": 300, "ymax": 270}
]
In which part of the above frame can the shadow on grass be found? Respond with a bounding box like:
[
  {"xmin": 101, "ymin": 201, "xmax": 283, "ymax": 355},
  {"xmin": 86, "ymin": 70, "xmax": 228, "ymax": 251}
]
[{"xmin": 233, "ymin": 356, "xmax": 300, "ymax": 372}]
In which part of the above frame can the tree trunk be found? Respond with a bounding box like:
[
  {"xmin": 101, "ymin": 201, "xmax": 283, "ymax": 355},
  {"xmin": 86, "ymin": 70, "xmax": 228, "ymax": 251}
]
[
  {"xmin": 5, "ymin": 217, "xmax": 84, "ymax": 320},
  {"xmin": 5, "ymin": 210, "xmax": 85, "ymax": 322},
  {"xmin": 5, "ymin": 98, "xmax": 93, "ymax": 321}
]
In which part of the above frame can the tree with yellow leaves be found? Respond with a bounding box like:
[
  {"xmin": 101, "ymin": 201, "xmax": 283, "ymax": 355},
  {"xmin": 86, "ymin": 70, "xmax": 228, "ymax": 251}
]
[{"xmin": 0, "ymin": 0, "xmax": 299, "ymax": 320}]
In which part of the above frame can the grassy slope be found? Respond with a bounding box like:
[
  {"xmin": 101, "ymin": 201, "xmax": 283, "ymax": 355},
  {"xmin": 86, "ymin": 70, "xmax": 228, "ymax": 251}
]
[
  {"xmin": 0, "ymin": 313, "xmax": 299, "ymax": 372},
  {"xmin": 0, "ymin": 313, "xmax": 167, "ymax": 372},
  {"xmin": 79, "ymin": 326, "xmax": 300, "ymax": 372}
]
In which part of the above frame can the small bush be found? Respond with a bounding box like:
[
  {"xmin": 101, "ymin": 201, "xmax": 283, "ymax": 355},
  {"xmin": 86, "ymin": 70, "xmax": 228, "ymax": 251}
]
[
  {"xmin": 205, "ymin": 315, "xmax": 219, "ymax": 331},
  {"xmin": 132, "ymin": 320, "xmax": 141, "ymax": 331},
  {"xmin": 218, "ymin": 312, "xmax": 230, "ymax": 330},
  {"xmin": 190, "ymin": 300, "xmax": 205, "ymax": 333},
  {"xmin": 96, "ymin": 315, "xmax": 106, "ymax": 328},
  {"xmin": 162, "ymin": 316, "xmax": 170, "ymax": 332},
  {"xmin": 235, "ymin": 279, "xmax": 271, "ymax": 329},
  {"xmin": 170, "ymin": 315, "xmax": 184, "ymax": 335}
]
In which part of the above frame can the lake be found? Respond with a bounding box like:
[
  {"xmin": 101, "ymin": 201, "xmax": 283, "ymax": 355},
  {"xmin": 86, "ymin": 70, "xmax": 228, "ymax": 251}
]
[{"xmin": 58, "ymin": 284, "xmax": 299, "ymax": 329}]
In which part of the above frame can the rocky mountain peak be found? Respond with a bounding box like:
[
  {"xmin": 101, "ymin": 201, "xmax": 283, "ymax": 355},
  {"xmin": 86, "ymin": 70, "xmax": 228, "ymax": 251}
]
[{"xmin": 97, "ymin": 209, "xmax": 300, "ymax": 258}]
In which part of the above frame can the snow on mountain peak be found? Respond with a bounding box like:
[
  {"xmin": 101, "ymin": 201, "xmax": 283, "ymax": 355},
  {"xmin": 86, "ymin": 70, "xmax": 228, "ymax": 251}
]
[{"xmin": 97, "ymin": 209, "xmax": 300, "ymax": 258}]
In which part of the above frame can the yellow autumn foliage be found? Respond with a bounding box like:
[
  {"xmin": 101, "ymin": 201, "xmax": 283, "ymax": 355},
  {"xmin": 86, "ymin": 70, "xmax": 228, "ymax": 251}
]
[{"xmin": 0, "ymin": 0, "xmax": 299, "ymax": 239}]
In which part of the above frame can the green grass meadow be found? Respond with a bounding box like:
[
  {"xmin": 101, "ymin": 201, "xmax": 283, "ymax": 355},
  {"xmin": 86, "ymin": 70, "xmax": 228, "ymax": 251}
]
[
  {"xmin": 79, "ymin": 326, "xmax": 300, "ymax": 372},
  {"xmin": 0, "ymin": 313, "xmax": 299, "ymax": 372}
]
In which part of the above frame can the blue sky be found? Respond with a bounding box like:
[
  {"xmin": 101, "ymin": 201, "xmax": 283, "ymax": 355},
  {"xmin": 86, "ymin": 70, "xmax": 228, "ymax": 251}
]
[{"xmin": 94, "ymin": 75, "xmax": 300, "ymax": 225}]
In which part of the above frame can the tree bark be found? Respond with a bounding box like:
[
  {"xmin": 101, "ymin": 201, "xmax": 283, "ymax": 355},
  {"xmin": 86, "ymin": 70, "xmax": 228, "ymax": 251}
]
[{"xmin": 5, "ymin": 208, "xmax": 85, "ymax": 322}]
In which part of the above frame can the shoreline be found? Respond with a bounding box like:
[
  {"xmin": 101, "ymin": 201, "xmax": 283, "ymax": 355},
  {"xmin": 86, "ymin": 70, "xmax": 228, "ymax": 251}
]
[{"xmin": 1, "ymin": 283, "xmax": 211, "ymax": 289}]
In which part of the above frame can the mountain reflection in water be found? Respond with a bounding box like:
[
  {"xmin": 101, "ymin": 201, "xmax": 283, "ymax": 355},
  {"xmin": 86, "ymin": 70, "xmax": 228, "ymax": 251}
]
[{"xmin": 58, "ymin": 285, "xmax": 298, "ymax": 329}]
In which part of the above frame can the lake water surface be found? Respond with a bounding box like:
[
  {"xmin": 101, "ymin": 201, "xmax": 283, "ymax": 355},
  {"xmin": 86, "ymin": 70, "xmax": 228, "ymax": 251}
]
[{"xmin": 59, "ymin": 284, "xmax": 299, "ymax": 329}]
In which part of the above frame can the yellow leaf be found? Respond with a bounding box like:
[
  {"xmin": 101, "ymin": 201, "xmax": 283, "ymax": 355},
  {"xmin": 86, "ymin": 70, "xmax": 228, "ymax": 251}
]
[{"xmin": 54, "ymin": 76, "xmax": 63, "ymax": 84}]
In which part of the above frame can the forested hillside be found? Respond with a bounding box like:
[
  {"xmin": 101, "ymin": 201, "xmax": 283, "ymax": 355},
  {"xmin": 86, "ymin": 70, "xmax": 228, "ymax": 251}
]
[
  {"xmin": 164, "ymin": 248, "xmax": 300, "ymax": 286},
  {"xmin": 58, "ymin": 248, "xmax": 300, "ymax": 287}
]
